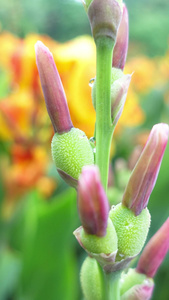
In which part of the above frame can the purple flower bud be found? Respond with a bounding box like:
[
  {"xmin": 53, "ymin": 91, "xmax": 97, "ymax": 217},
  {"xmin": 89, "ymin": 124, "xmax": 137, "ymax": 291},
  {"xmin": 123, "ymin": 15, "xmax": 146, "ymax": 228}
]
[
  {"xmin": 35, "ymin": 41, "xmax": 73, "ymax": 134},
  {"xmin": 136, "ymin": 218, "xmax": 169, "ymax": 278},
  {"xmin": 77, "ymin": 165, "xmax": 109, "ymax": 237},
  {"xmin": 122, "ymin": 123, "xmax": 169, "ymax": 216},
  {"xmin": 86, "ymin": 0, "xmax": 122, "ymax": 41},
  {"xmin": 112, "ymin": 3, "xmax": 129, "ymax": 70}
]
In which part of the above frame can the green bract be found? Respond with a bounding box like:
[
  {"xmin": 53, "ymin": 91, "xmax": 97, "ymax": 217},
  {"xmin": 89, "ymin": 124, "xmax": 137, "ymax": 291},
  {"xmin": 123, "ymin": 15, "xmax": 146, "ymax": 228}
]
[
  {"xmin": 81, "ymin": 256, "xmax": 105, "ymax": 300},
  {"xmin": 109, "ymin": 203, "xmax": 151, "ymax": 258},
  {"xmin": 82, "ymin": 0, "xmax": 93, "ymax": 10},
  {"xmin": 80, "ymin": 218, "xmax": 118, "ymax": 254},
  {"xmin": 120, "ymin": 268, "xmax": 147, "ymax": 295},
  {"xmin": 92, "ymin": 67, "xmax": 124, "ymax": 110},
  {"xmin": 51, "ymin": 128, "xmax": 94, "ymax": 180}
]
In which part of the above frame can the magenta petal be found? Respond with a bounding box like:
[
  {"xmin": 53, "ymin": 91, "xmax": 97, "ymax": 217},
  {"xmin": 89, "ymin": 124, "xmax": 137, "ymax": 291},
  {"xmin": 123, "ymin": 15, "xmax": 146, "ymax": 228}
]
[
  {"xmin": 122, "ymin": 123, "xmax": 169, "ymax": 215},
  {"xmin": 35, "ymin": 41, "xmax": 73, "ymax": 134},
  {"xmin": 78, "ymin": 165, "xmax": 109, "ymax": 237},
  {"xmin": 136, "ymin": 218, "xmax": 169, "ymax": 278},
  {"xmin": 113, "ymin": 3, "xmax": 129, "ymax": 70}
]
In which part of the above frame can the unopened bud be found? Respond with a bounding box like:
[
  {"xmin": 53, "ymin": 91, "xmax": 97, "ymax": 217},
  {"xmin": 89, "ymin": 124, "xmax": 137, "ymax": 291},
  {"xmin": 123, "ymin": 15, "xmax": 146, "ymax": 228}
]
[
  {"xmin": 35, "ymin": 41, "xmax": 73, "ymax": 134},
  {"xmin": 122, "ymin": 123, "xmax": 169, "ymax": 216},
  {"xmin": 83, "ymin": 0, "xmax": 123, "ymax": 41},
  {"xmin": 136, "ymin": 218, "xmax": 169, "ymax": 278},
  {"xmin": 112, "ymin": 3, "xmax": 129, "ymax": 70},
  {"xmin": 78, "ymin": 165, "xmax": 109, "ymax": 237}
]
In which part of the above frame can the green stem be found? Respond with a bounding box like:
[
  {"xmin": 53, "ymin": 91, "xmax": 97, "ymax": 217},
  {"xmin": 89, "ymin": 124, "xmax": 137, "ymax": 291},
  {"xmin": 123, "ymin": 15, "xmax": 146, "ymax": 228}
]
[
  {"xmin": 105, "ymin": 271, "xmax": 121, "ymax": 300},
  {"xmin": 95, "ymin": 36, "xmax": 114, "ymax": 192}
]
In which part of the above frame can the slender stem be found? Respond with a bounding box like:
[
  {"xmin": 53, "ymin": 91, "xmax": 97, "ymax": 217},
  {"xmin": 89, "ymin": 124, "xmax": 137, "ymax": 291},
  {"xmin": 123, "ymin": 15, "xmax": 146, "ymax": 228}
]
[
  {"xmin": 95, "ymin": 36, "xmax": 114, "ymax": 192},
  {"xmin": 105, "ymin": 271, "xmax": 121, "ymax": 300}
]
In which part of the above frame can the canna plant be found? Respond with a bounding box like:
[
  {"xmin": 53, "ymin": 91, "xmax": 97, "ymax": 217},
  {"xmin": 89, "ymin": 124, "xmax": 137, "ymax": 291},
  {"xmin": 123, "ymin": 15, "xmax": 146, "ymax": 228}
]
[{"xmin": 35, "ymin": 0, "xmax": 169, "ymax": 299}]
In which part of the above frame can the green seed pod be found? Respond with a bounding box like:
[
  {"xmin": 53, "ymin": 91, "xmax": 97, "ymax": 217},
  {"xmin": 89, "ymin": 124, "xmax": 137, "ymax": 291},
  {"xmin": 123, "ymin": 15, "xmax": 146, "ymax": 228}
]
[
  {"xmin": 80, "ymin": 256, "xmax": 105, "ymax": 300},
  {"xmin": 51, "ymin": 127, "xmax": 94, "ymax": 182},
  {"xmin": 80, "ymin": 218, "xmax": 118, "ymax": 254},
  {"xmin": 109, "ymin": 203, "xmax": 151, "ymax": 258}
]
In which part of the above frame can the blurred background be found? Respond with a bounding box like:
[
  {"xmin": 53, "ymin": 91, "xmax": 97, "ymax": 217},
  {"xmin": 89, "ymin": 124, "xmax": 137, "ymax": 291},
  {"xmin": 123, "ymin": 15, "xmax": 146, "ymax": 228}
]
[{"xmin": 0, "ymin": 0, "xmax": 169, "ymax": 299}]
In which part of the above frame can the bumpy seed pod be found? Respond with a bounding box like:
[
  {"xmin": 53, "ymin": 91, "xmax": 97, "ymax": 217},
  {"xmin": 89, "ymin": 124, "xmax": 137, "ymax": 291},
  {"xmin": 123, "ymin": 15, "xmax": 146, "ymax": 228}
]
[
  {"xmin": 109, "ymin": 203, "xmax": 151, "ymax": 258},
  {"xmin": 80, "ymin": 256, "xmax": 106, "ymax": 300},
  {"xmin": 80, "ymin": 218, "xmax": 118, "ymax": 254},
  {"xmin": 51, "ymin": 128, "xmax": 94, "ymax": 186}
]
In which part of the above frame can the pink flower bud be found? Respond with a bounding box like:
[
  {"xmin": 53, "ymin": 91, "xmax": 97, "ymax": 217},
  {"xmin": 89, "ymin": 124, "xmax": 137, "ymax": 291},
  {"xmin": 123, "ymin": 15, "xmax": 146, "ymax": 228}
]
[
  {"xmin": 136, "ymin": 218, "xmax": 169, "ymax": 278},
  {"xmin": 35, "ymin": 41, "xmax": 73, "ymax": 134},
  {"xmin": 77, "ymin": 165, "xmax": 109, "ymax": 237},
  {"xmin": 122, "ymin": 123, "xmax": 169, "ymax": 216},
  {"xmin": 113, "ymin": 3, "xmax": 129, "ymax": 70}
]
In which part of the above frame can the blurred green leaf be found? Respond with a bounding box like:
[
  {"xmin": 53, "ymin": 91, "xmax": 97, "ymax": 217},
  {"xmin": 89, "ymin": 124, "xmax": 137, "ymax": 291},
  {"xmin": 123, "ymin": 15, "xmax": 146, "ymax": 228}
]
[
  {"xmin": 8, "ymin": 188, "xmax": 79, "ymax": 300},
  {"xmin": 0, "ymin": 248, "xmax": 22, "ymax": 299}
]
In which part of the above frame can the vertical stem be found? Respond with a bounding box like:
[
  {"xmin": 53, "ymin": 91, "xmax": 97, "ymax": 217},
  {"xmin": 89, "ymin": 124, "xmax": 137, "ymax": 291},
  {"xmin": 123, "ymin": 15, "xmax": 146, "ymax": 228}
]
[
  {"xmin": 105, "ymin": 271, "xmax": 121, "ymax": 300},
  {"xmin": 95, "ymin": 36, "xmax": 114, "ymax": 192}
]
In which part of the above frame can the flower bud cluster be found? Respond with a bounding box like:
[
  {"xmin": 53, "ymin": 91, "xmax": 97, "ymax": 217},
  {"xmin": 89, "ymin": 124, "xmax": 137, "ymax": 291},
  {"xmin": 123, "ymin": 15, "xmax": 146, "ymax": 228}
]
[
  {"xmin": 74, "ymin": 123, "xmax": 168, "ymax": 276},
  {"xmin": 35, "ymin": 1, "xmax": 169, "ymax": 299}
]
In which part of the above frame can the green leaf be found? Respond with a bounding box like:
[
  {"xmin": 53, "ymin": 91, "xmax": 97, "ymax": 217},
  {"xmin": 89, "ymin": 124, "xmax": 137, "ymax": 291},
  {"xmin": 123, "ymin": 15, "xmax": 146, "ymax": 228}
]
[
  {"xmin": 9, "ymin": 188, "xmax": 79, "ymax": 300},
  {"xmin": 0, "ymin": 248, "xmax": 22, "ymax": 299}
]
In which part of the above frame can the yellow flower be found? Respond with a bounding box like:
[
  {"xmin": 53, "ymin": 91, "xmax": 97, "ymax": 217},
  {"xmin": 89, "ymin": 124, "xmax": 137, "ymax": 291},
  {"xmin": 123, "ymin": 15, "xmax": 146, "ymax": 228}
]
[{"xmin": 125, "ymin": 56, "xmax": 157, "ymax": 94}]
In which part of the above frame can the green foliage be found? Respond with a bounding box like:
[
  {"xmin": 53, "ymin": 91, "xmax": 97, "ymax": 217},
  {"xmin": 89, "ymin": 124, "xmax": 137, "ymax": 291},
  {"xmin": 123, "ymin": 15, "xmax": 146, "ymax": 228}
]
[
  {"xmin": 0, "ymin": 189, "xmax": 79, "ymax": 300},
  {"xmin": 0, "ymin": 248, "xmax": 21, "ymax": 299}
]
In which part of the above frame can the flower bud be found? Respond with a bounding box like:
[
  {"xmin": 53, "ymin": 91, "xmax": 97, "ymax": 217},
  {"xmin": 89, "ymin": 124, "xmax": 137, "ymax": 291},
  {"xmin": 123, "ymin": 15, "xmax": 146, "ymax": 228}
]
[
  {"xmin": 80, "ymin": 256, "xmax": 106, "ymax": 300},
  {"xmin": 52, "ymin": 128, "xmax": 94, "ymax": 186},
  {"xmin": 136, "ymin": 218, "xmax": 169, "ymax": 278},
  {"xmin": 92, "ymin": 68, "xmax": 131, "ymax": 126},
  {"xmin": 109, "ymin": 203, "xmax": 151, "ymax": 258},
  {"xmin": 35, "ymin": 41, "xmax": 73, "ymax": 134},
  {"xmin": 78, "ymin": 165, "xmax": 109, "ymax": 237},
  {"xmin": 122, "ymin": 123, "xmax": 169, "ymax": 216},
  {"xmin": 83, "ymin": 0, "xmax": 123, "ymax": 41},
  {"xmin": 120, "ymin": 269, "xmax": 154, "ymax": 300},
  {"xmin": 112, "ymin": 3, "xmax": 129, "ymax": 70}
]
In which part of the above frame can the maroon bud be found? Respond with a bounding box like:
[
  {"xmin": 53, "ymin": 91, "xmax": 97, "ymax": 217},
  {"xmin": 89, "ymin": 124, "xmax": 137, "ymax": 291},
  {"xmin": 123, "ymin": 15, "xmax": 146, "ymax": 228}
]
[
  {"xmin": 35, "ymin": 41, "xmax": 73, "ymax": 134},
  {"xmin": 122, "ymin": 123, "xmax": 169, "ymax": 216},
  {"xmin": 137, "ymin": 218, "xmax": 169, "ymax": 278},
  {"xmin": 113, "ymin": 3, "xmax": 129, "ymax": 70},
  {"xmin": 86, "ymin": 0, "xmax": 122, "ymax": 41},
  {"xmin": 78, "ymin": 165, "xmax": 109, "ymax": 237}
]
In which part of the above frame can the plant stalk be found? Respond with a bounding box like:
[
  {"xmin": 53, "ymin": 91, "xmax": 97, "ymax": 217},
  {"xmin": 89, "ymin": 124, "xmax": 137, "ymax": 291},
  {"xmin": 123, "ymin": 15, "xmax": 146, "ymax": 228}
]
[
  {"xmin": 105, "ymin": 271, "xmax": 121, "ymax": 300},
  {"xmin": 95, "ymin": 36, "xmax": 114, "ymax": 192}
]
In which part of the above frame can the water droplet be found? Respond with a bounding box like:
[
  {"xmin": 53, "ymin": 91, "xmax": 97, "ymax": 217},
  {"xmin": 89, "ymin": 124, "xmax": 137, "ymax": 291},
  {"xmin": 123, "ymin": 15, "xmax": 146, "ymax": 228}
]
[
  {"xmin": 89, "ymin": 136, "xmax": 96, "ymax": 145},
  {"xmin": 89, "ymin": 78, "xmax": 95, "ymax": 87}
]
